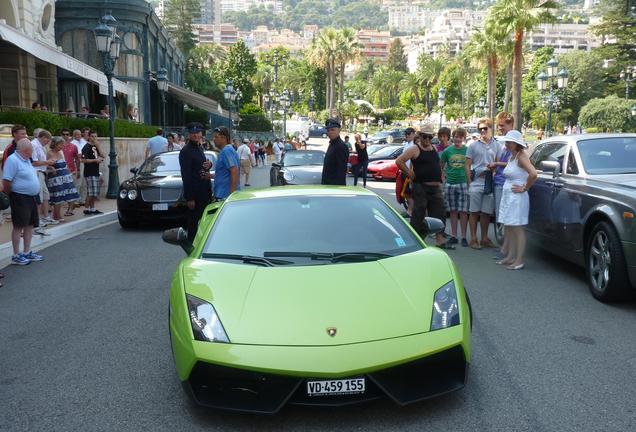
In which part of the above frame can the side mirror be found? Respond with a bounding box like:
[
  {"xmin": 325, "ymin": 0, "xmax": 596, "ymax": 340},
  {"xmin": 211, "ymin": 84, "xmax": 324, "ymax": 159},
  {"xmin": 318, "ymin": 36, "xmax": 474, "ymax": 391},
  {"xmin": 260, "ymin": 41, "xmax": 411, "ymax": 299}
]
[
  {"xmin": 423, "ymin": 217, "xmax": 445, "ymax": 235},
  {"xmin": 130, "ymin": 167, "xmax": 138, "ymax": 174},
  {"xmin": 540, "ymin": 160, "xmax": 561, "ymax": 178},
  {"xmin": 162, "ymin": 227, "xmax": 193, "ymax": 254}
]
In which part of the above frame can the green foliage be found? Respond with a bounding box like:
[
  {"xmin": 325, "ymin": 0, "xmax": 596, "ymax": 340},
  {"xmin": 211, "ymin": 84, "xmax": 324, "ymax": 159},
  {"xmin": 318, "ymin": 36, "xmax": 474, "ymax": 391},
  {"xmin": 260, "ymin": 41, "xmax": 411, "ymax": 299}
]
[
  {"xmin": 219, "ymin": 40, "xmax": 258, "ymax": 104},
  {"xmin": 238, "ymin": 103, "xmax": 272, "ymax": 131},
  {"xmin": 164, "ymin": 0, "xmax": 200, "ymax": 55},
  {"xmin": 184, "ymin": 109, "xmax": 208, "ymax": 125},
  {"xmin": 579, "ymin": 95, "xmax": 636, "ymax": 132},
  {"xmin": 387, "ymin": 39, "xmax": 408, "ymax": 73},
  {"xmin": 0, "ymin": 111, "xmax": 156, "ymax": 137},
  {"xmin": 557, "ymin": 50, "xmax": 608, "ymax": 123},
  {"xmin": 379, "ymin": 107, "xmax": 408, "ymax": 124}
]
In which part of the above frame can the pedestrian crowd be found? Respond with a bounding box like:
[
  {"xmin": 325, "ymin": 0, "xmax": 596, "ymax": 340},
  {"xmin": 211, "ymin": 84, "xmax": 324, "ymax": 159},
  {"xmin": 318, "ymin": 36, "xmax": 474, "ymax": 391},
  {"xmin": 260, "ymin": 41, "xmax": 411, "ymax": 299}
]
[{"xmin": 0, "ymin": 124, "xmax": 109, "ymax": 280}]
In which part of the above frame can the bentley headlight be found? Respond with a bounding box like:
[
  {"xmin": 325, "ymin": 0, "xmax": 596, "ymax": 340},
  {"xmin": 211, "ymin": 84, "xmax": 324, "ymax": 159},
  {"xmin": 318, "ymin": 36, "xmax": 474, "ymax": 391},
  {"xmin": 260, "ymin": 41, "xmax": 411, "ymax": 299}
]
[
  {"xmin": 186, "ymin": 294, "xmax": 230, "ymax": 343},
  {"xmin": 127, "ymin": 189, "xmax": 138, "ymax": 200},
  {"xmin": 283, "ymin": 170, "xmax": 295, "ymax": 183},
  {"xmin": 119, "ymin": 189, "xmax": 127, "ymax": 199},
  {"xmin": 430, "ymin": 281, "xmax": 460, "ymax": 330}
]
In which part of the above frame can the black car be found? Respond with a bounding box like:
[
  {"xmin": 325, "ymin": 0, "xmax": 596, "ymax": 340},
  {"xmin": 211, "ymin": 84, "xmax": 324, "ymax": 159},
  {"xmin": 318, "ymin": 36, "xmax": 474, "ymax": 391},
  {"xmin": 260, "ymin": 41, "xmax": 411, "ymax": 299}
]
[
  {"xmin": 270, "ymin": 150, "xmax": 325, "ymax": 186},
  {"xmin": 308, "ymin": 124, "xmax": 328, "ymax": 138},
  {"xmin": 117, "ymin": 151, "xmax": 217, "ymax": 228},
  {"xmin": 368, "ymin": 129, "xmax": 407, "ymax": 145}
]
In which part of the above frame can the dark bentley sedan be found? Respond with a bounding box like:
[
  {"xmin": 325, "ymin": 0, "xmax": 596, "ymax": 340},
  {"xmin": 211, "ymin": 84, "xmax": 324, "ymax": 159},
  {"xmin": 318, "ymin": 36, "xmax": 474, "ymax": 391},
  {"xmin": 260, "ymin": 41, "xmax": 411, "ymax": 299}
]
[
  {"xmin": 527, "ymin": 134, "xmax": 636, "ymax": 302},
  {"xmin": 270, "ymin": 150, "xmax": 325, "ymax": 186},
  {"xmin": 117, "ymin": 151, "xmax": 217, "ymax": 228}
]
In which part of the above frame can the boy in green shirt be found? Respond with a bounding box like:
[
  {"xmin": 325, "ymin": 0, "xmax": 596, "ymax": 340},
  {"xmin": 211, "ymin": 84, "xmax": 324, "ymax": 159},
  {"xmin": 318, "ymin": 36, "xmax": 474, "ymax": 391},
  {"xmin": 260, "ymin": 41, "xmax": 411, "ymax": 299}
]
[{"xmin": 440, "ymin": 128, "xmax": 469, "ymax": 246}]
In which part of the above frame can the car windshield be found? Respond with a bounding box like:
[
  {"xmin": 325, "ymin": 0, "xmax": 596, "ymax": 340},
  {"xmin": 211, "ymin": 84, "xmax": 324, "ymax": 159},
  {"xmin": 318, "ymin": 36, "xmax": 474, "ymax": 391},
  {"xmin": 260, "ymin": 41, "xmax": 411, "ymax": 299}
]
[
  {"xmin": 372, "ymin": 146, "xmax": 401, "ymax": 157},
  {"xmin": 371, "ymin": 131, "xmax": 390, "ymax": 139},
  {"xmin": 577, "ymin": 137, "xmax": 636, "ymax": 174},
  {"xmin": 367, "ymin": 144, "xmax": 387, "ymax": 155},
  {"xmin": 139, "ymin": 152, "xmax": 217, "ymax": 174},
  {"xmin": 283, "ymin": 151, "xmax": 324, "ymax": 166},
  {"xmin": 201, "ymin": 195, "xmax": 423, "ymax": 265}
]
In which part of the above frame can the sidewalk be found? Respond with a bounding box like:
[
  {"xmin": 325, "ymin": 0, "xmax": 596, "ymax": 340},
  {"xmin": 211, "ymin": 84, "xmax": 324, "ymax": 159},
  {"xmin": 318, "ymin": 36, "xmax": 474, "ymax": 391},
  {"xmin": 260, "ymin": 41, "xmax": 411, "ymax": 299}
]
[{"xmin": 0, "ymin": 199, "xmax": 118, "ymax": 266}]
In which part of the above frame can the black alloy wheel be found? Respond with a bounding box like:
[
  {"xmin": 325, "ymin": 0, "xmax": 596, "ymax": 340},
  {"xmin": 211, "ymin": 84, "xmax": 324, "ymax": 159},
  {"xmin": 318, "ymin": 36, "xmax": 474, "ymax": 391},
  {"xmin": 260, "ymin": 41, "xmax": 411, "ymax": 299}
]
[{"xmin": 586, "ymin": 221, "xmax": 631, "ymax": 302}]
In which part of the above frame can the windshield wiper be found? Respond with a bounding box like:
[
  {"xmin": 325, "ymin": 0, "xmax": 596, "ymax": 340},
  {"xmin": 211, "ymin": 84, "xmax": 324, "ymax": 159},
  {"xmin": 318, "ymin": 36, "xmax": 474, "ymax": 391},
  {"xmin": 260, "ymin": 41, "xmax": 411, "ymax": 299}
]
[
  {"xmin": 264, "ymin": 251, "xmax": 391, "ymax": 263},
  {"xmin": 201, "ymin": 253, "xmax": 292, "ymax": 267}
]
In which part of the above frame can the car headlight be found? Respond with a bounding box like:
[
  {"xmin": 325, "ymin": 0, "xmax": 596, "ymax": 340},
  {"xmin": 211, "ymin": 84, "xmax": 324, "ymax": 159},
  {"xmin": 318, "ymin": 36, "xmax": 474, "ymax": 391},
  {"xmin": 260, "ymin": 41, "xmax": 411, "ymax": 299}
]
[
  {"xmin": 127, "ymin": 189, "xmax": 137, "ymax": 200},
  {"xmin": 430, "ymin": 281, "xmax": 460, "ymax": 331},
  {"xmin": 387, "ymin": 135, "xmax": 394, "ymax": 144},
  {"xmin": 186, "ymin": 294, "xmax": 230, "ymax": 343},
  {"xmin": 119, "ymin": 189, "xmax": 127, "ymax": 199},
  {"xmin": 283, "ymin": 170, "xmax": 295, "ymax": 183}
]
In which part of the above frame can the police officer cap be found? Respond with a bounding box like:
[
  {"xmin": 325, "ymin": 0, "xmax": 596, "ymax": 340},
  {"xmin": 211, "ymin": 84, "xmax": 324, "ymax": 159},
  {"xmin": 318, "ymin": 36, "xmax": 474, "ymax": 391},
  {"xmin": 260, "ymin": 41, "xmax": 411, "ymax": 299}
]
[
  {"xmin": 186, "ymin": 122, "xmax": 205, "ymax": 133},
  {"xmin": 325, "ymin": 118, "xmax": 341, "ymax": 129}
]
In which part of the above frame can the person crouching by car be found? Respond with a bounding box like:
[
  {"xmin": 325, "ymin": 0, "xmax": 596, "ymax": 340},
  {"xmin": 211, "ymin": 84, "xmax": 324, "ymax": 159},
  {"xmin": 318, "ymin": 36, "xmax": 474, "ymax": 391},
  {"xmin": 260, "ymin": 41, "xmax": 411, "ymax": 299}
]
[
  {"xmin": 321, "ymin": 118, "xmax": 349, "ymax": 186},
  {"xmin": 396, "ymin": 127, "xmax": 454, "ymax": 250},
  {"xmin": 179, "ymin": 123, "xmax": 214, "ymax": 244}
]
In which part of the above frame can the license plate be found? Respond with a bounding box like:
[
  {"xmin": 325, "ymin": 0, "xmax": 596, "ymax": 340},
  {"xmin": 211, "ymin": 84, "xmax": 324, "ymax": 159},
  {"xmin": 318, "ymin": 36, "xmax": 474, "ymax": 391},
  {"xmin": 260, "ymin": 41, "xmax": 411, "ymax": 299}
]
[
  {"xmin": 152, "ymin": 203, "xmax": 168, "ymax": 211},
  {"xmin": 306, "ymin": 378, "xmax": 365, "ymax": 396}
]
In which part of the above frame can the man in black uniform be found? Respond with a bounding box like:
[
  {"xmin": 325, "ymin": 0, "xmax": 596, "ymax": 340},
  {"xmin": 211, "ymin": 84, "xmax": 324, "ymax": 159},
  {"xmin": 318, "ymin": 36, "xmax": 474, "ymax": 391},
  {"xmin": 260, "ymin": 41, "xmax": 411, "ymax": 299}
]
[
  {"xmin": 321, "ymin": 118, "xmax": 349, "ymax": 185},
  {"xmin": 179, "ymin": 122, "xmax": 213, "ymax": 244}
]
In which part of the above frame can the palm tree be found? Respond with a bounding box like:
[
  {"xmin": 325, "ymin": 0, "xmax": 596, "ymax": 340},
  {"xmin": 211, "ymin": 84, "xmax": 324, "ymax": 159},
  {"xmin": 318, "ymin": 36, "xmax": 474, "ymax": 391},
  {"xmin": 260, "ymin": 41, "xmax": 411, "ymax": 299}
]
[
  {"xmin": 491, "ymin": 0, "xmax": 559, "ymax": 125},
  {"xmin": 401, "ymin": 73, "xmax": 421, "ymax": 105},
  {"xmin": 336, "ymin": 28, "xmax": 361, "ymax": 110},
  {"xmin": 416, "ymin": 52, "xmax": 446, "ymax": 113}
]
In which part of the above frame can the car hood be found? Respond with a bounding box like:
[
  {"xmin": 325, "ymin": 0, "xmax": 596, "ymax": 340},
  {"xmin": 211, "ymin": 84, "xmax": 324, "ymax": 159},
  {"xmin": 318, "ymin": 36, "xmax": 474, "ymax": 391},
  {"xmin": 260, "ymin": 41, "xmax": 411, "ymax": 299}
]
[
  {"xmin": 283, "ymin": 165, "xmax": 323, "ymax": 184},
  {"xmin": 182, "ymin": 249, "xmax": 453, "ymax": 346},
  {"xmin": 130, "ymin": 172, "xmax": 183, "ymax": 188},
  {"xmin": 591, "ymin": 173, "xmax": 636, "ymax": 190},
  {"xmin": 369, "ymin": 159, "xmax": 395, "ymax": 167}
]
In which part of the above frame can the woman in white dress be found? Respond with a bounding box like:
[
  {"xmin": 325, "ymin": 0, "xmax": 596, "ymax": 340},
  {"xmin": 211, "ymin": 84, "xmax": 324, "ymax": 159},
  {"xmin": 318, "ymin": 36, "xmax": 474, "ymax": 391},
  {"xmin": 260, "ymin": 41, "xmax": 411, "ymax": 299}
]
[{"xmin": 495, "ymin": 130, "xmax": 537, "ymax": 270}]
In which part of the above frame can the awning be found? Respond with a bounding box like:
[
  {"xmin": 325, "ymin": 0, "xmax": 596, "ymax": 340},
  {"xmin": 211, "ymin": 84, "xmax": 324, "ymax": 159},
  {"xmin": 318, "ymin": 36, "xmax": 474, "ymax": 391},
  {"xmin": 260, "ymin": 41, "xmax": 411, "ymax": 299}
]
[
  {"xmin": 167, "ymin": 83, "xmax": 237, "ymax": 120},
  {"xmin": 0, "ymin": 21, "xmax": 132, "ymax": 96}
]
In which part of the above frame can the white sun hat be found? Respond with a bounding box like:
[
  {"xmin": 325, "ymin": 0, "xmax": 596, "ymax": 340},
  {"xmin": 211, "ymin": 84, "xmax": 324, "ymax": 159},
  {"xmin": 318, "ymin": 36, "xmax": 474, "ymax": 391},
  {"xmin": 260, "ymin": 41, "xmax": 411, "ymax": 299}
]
[{"xmin": 503, "ymin": 130, "xmax": 526, "ymax": 148}]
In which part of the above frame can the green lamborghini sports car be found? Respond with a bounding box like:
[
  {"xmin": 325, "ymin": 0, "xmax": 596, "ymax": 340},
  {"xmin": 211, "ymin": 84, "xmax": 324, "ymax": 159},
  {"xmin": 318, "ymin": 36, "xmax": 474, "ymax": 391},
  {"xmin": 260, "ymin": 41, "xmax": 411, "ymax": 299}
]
[{"xmin": 164, "ymin": 186, "xmax": 472, "ymax": 414}]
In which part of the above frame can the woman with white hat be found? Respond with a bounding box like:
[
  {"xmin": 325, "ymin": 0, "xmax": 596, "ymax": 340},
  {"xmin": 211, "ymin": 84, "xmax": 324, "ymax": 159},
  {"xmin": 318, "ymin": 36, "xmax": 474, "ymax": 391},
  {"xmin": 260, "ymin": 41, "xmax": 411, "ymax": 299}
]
[{"xmin": 495, "ymin": 130, "xmax": 537, "ymax": 270}]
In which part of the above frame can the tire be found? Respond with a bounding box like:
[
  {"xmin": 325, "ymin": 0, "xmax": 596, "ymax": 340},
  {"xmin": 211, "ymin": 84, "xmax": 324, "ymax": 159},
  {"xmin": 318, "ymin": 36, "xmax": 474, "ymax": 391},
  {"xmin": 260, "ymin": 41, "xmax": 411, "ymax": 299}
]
[
  {"xmin": 118, "ymin": 215, "xmax": 137, "ymax": 229},
  {"xmin": 585, "ymin": 221, "xmax": 631, "ymax": 302}
]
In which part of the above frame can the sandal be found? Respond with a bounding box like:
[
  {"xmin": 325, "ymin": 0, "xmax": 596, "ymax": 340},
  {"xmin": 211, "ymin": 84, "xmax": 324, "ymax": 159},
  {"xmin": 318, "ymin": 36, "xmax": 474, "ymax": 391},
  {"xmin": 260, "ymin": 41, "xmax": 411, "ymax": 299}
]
[
  {"xmin": 64, "ymin": 211, "xmax": 74, "ymax": 216},
  {"xmin": 437, "ymin": 242, "xmax": 456, "ymax": 250}
]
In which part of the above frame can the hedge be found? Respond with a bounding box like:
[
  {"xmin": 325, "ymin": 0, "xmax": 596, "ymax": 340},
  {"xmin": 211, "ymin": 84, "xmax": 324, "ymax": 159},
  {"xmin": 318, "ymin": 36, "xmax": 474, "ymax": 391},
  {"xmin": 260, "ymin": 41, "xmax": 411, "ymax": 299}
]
[{"xmin": 0, "ymin": 111, "xmax": 157, "ymax": 138}]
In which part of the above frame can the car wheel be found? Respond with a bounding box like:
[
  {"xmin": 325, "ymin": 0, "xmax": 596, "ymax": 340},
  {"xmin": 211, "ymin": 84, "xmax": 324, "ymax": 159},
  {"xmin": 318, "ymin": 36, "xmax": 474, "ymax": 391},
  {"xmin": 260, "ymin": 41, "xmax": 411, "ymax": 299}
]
[
  {"xmin": 586, "ymin": 221, "xmax": 630, "ymax": 302},
  {"xmin": 118, "ymin": 215, "xmax": 137, "ymax": 229}
]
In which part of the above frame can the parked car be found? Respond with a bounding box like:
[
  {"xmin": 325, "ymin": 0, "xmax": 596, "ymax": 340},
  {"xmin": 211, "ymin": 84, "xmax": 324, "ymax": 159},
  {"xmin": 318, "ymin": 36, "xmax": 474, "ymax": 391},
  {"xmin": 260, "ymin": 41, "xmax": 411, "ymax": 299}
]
[
  {"xmin": 117, "ymin": 151, "xmax": 217, "ymax": 228},
  {"xmin": 526, "ymin": 133, "xmax": 636, "ymax": 301},
  {"xmin": 308, "ymin": 124, "xmax": 328, "ymax": 138},
  {"xmin": 270, "ymin": 150, "xmax": 325, "ymax": 186},
  {"xmin": 163, "ymin": 187, "xmax": 471, "ymax": 413},
  {"xmin": 367, "ymin": 145, "xmax": 403, "ymax": 164},
  {"xmin": 367, "ymin": 159, "xmax": 399, "ymax": 181},
  {"xmin": 368, "ymin": 129, "xmax": 407, "ymax": 145}
]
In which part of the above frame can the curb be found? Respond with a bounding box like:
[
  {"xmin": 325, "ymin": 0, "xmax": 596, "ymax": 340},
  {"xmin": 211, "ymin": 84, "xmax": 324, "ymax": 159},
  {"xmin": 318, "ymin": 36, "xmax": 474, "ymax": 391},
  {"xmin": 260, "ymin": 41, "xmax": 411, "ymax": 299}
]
[{"xmin": 0, "ymin": 211, "xmax": 118, "ymax": 267}]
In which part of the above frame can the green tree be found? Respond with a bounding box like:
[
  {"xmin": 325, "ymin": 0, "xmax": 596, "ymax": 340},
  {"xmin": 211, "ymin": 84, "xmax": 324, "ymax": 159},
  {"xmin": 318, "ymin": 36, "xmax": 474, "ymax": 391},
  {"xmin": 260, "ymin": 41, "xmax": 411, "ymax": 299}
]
[
  {"xmin": 387, "ymin": 39, "xmax": 408, "ymax": 73},
  {"xmin": 185, "ymin": 44, "xmax": 226, "ymax": 102},
  {"xmin": 464, "ymin": 27, "xmax": 500, "ymax": 119},
  {"xmin": 219, "ymin": 40, "xmax": 258, "ymax": 105},
  {"xmin": 336, "ymin": 28, "xmax": 361, "ymax": 109},
  {"xmin": 491, "ymin": 0, "xmax": 559, "ymax": 125},
  {"xmin": 579, "ymin": 95, "xmax": 636, "ymax": 132},
  {"xmin": 558, "ymin": 50, "xmax": 608, "ymax": 123},
  {"xmin": 238, "ymin": 102, "xmax": 272, "ymax": 131},
  {"xmin": 164, "ymin": 0, "xmax": 200, "ymax": 55}
]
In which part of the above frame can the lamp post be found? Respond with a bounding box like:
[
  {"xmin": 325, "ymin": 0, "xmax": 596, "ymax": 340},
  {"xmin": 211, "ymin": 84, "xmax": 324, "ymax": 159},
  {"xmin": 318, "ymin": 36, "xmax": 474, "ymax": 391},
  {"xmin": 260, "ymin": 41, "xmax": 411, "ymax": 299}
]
[
  {"xmin": 309, "ymin": 89, "xmax": 315, "ymax": 121},
  {"xmin": 224, "ymin": 79, "xmax": 235, "ymax": 130},
  {"xmin": 438, "ymin": 87, "xmax": 446, "ymax": 130},
  {"xmin": 156, "ymin": 67, "xmax": 168, "ymax": 131},
  {"xmin": 619, "ymin": 66, "xmax": 636, "ymax": 100},
  {"xmin": 94, "ymin": 13, "xmax": 121, "ymax": 199},
  {"xmin": 475, "ymin": 96, "xmax": 488, "ymax": 119},
  {"xmin": 536, "ymin": 57, "xmax": 569, "ymax": 137},
  {"xmin": 281, "ymin": 89, "xmax": 290, "ymax": 139}
]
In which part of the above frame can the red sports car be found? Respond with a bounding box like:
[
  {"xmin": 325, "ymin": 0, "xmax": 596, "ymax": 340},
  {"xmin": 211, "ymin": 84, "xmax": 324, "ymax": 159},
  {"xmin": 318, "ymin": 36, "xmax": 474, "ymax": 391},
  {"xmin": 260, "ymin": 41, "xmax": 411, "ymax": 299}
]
[{"xmin": 367, "ymin": 159, "xmax": 399, "ymax": 181}]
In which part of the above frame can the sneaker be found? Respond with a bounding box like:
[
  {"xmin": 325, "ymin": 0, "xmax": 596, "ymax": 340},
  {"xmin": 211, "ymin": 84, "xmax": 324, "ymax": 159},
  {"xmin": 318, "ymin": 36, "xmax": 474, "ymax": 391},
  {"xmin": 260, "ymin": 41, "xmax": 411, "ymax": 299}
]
[
  {"xmin": 448, "ymin": 237, "xmax": 458, "ymax": 245},
  {"xmin": 43, "ymin": 217, "xmax": 59, "ymax": 225},
  {"xmin": 34, "ymin": 227, "xmax": 51, "ymax": 236},
  {"xmin": 23, "ymin": 251, "xmax": 44, "ymax": 262},
  {"xmin": 11, "ymin": 254, "xmax": 30, "ymax": 265},
  {"xmin": 83, "ymin": 210, "xmax": 92, "ymax": 215},
  {"xmin": 92, "ymin": 209, "xmax": 103, "ymax": 215},
  {"xmin": 39, "ymin": 220, "xmax": 48, "ymax": 227},
  {"xmin": 461, "ymin": 238, "xmax": 469, "ymax": 247}
]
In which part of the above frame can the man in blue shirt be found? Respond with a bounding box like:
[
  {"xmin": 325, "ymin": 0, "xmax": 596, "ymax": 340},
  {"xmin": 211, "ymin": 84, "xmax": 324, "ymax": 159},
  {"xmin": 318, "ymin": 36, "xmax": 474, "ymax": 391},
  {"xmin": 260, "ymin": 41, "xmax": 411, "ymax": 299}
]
[
  {"xmin": 212, "ymin": 126, "xmax": 240, "ymax": 199},
  {"xmin": 145, "ymin": 129, "xmax": 168, "ymax": 158},
  {"xmin": 2, "ymin": 139, "xmax": 45, "ymax": 265}
]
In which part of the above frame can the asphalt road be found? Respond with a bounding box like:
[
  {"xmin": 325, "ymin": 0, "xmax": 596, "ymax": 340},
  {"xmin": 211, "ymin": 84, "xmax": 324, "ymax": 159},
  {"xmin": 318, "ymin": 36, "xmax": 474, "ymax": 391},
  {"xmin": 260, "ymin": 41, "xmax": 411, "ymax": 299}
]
[{"xmin": 2, "ymin": 152, "xmax": 636, "ymax": 431}]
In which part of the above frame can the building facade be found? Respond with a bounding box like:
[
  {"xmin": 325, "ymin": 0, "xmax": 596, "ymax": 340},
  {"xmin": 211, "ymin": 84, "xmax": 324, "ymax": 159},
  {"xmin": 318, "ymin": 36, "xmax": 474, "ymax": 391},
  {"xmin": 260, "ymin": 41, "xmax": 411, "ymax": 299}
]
[
  {"xmin": 527, "ymin": 23, "xmax": 601, "ymax": 54},
  {"xmin": 357, "ymin": 30, "xmax": 391, "ymax": 64},
  {"xmin": 55, "ymin": 0, "xmax": 187, "ymax": 126}
]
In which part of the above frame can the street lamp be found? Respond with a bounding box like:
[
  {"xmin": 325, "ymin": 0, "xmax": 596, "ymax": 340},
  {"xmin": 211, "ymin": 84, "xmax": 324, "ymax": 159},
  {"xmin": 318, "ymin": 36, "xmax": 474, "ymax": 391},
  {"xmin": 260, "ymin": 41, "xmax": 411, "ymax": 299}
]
[
  {"xmin": 536, "ymin": 58, "xmax": 568, "ymax": 137},
  {"xmin": 281, "ymin": 89, "xmax": 290, "ymax": 139},
  {"xmin": 619, "ymin": 66, "xmax": 636, "ymax": 99},
  {"xmin": 156, "ymin": 67, "xmax": 168, "ymax": 131},
  {"xmin": 93, "ymin": 13, "xmax": 122, "ymax": 199},
  {"xmin": 309, "ymin": 89, "xmax": 315, "ymax": 120},
  {"xmin": 224, "ymin": 79, "xmax": 235, "ymax": 130},
  {"xmin": 438, "ymin": 87, "xmax": 446, "ymax": 130}
]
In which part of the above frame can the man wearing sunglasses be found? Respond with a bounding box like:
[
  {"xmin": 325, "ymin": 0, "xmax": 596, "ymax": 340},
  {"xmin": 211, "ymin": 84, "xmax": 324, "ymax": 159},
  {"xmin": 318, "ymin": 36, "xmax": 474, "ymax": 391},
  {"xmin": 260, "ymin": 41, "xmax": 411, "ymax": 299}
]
[{"xmin": 465, "ymin": 118, "xmax": 501, "ymax": 249}]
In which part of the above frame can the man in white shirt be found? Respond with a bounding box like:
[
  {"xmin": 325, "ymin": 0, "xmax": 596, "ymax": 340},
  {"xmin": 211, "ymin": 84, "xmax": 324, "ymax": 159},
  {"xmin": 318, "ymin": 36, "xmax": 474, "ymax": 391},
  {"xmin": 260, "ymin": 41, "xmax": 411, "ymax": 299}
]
[
  {"xmin": 71, "ymin": 129, "xmax": 86, "ymax": 153},
  {"xmin": 30, "ymin": 129, "xmax": 56, "ymax": 233},
  {"xmin": 237, "ymin": 138, "xmax": 253, "ymax": 187},
  {"xmin": 273, "ymin": 138, "xmax": 284, "ymax": 164}
]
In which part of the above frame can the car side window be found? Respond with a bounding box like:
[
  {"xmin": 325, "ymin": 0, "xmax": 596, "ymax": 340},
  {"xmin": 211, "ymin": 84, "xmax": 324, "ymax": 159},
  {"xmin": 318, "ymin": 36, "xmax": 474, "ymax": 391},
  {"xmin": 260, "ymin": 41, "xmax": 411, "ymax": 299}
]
[
  {"xmin": 566, "ymin": 149, "xmax": 579, "ymax": 175},
  {"xmin": 530, "ymin": 142, "xmax": 568, "ymax": 171}
]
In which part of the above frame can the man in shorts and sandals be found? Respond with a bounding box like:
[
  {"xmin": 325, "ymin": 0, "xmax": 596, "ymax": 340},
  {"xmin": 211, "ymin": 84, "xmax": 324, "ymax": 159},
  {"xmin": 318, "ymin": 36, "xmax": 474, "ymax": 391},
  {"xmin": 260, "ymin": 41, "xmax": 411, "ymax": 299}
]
[
  {"xmin": 440, "ymin": 128, "xmax": 469, "ymax": 247},
  {"xmin": 80, "ymin": 131, "xmax": 105, "ymax": 215}
]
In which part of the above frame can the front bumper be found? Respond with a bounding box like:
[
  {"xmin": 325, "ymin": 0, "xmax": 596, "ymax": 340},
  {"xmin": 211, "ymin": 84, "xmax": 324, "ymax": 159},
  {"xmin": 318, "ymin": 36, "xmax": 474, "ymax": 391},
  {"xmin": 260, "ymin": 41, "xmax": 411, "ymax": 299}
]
[
  {"xmin": 183, "ymin": 345, "xmax": 467, "ymax": 414},
  {"xmin": 117, "ymin": 199, "xmax": 187, "ymax": 223}
]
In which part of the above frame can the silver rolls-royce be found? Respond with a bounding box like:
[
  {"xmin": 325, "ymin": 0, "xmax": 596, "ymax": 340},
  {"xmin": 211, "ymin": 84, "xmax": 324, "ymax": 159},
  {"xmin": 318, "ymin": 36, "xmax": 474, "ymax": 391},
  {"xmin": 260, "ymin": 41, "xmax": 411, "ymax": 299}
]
[{"xmin": 527, "ymin": 133, "xmax": 636, "ymax": 302}]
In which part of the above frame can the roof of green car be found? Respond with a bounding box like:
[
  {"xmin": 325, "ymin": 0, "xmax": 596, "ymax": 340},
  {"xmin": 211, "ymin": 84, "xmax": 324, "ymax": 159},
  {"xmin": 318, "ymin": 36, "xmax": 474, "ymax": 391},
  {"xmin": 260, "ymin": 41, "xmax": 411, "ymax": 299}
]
[{"xmin": 226, "ymin": 186, "xmax": 376, "ymax": 202}]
